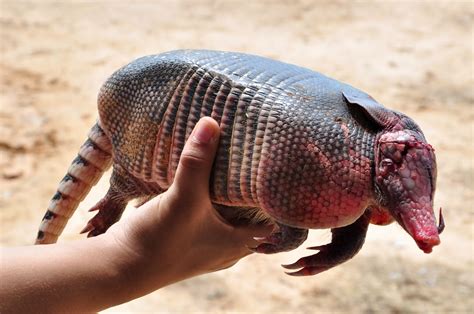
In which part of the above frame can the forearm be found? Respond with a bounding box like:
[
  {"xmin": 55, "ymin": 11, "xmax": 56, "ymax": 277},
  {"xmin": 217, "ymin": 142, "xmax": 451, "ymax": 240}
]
[
  {"xmin": 0, "ymin": 196, "xmax": 218, "ymax": 313},
  {"xmin": 0, "ymin": 117, "xmax": 269, "ymax": 313},
  {"xmin": 1, "ymin": 234, "xmax": 139, "ymax": 313}
]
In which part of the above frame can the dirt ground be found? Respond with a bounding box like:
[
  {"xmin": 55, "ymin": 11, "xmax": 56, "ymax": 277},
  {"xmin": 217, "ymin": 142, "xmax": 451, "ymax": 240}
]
[{"xmin": 1, "ymin": 0, "xmax": 472, "ymax": 313}]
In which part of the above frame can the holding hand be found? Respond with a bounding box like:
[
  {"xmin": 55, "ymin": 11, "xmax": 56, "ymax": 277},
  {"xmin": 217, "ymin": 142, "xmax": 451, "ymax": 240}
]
[
  {"xmin": 109, "ymin": 117, "xmax": 274, "ymax": 291},
  {"xmin": 0, "ymin": 117, "xmax": 273, "ymax": 313}
]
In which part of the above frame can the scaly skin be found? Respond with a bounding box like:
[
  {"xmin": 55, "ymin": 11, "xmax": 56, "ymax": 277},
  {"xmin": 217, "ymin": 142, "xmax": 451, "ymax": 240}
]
[
  {"xmin": 375, "ymin": 129, "xmax": 442, "ymax": 253},
  {"xmin": 35, "ymin": 50, "xmax": 444, "ymax": 276}
]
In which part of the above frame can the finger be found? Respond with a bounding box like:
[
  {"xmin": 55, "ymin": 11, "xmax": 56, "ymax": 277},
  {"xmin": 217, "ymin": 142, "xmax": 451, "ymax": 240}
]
[{"xmin": 172, "ymin": 117, "xmax": 220, "ymax": 198}]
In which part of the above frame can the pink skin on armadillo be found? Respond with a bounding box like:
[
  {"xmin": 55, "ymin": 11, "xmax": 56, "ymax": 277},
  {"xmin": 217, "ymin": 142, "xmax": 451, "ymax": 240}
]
[{"xmin": 375, "ymin": 130, "xmax": 443, "ymax": 253}]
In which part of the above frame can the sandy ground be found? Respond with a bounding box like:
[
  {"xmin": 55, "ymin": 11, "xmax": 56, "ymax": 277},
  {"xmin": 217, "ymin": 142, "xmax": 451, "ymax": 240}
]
[{"xmin": 1, "ymin": 0, "xmax": 473, "ymax": 313}]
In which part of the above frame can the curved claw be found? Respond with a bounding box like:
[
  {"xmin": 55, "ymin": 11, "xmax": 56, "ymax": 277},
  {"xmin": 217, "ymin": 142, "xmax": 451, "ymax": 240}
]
[
  {"xmin": 437, "ymin": 207, "xmax": 445, "ymax": 234},
  {"xmin": 306, "ymin": 244, "xmax": 328, "ymax": 251},
  {"xmin": 80, "ymin": 222, "xmax": 94, "ymax": 234},
  {"xmin": 79, "ymin": 221, "xmax": 103, "ymax": 237},
  {"xmin": 281, "ymin": 261, "xmax": 303, "ymax": 270},
  {"xmin": 281, "ymin": 250, "xmax": 344, "ymax": 276},
  {"xmin": 281, "ymin": 250, "xmax": 328, "ymax": 269},
  {"xmin": 88, "ymin": 228, "xmax": 104, "ymax": 237},
  {"xmin": 251, "ymin": 231, "xmax": 284, "ymax": 254},
  {"xmin": 285, "ymin": 266, "xmax": 328, "ymax": 276},
  {"xmin": 80, "ymin": 193, "xmax": 127, "ymax": 238},
  {"xmin": 281, "ymin": 250, "xmax": 334, "ymax": 272}
]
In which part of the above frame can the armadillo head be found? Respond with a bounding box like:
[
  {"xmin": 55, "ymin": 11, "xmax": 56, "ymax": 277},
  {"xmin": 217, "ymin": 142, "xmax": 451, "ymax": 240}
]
[
  {"xmin": 342, "ymin": 91, "xmax": 444, "ymax": 254},
  {"xmin": 374, "ymin": 129, "xmax": 443, "ymax": 253}
]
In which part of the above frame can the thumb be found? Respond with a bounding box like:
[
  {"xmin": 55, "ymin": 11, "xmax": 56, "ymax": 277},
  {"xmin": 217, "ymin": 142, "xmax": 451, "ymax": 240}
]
[{"xmin": 172, "ymin": 117, "xmax": 220, "ymax": 198}]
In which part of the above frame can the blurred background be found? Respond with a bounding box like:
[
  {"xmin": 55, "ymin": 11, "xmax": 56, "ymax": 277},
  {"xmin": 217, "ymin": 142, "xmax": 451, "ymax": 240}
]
[{"xmin": 1, "ymin": 0, "xmax": 472, "ymax": 312}]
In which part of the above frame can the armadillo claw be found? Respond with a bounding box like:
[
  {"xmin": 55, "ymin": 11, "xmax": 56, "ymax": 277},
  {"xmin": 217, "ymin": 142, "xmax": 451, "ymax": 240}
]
[
  {"xmin": 87, "ymin": 228, "xmax": 103, "ymax": 237},
  {"xmin": 79, "ymin": 219, "xmax": 103, "ymax": 238},
  {"xmin": 80, "ymin": 222, "xmax": 94, "ymax": 234},
  {"xmin": 282, "ymin": 245, "xmax": 341, "ymax": 276},
  {"xmin": 251, "ymin": 224, "xmax": 308, "ymax": 254},
  {"xmin": 437, "ymin": 207, "xmax": 445, "ymax": 234},
  {"xmin": 250, "ymin": 243, "xmax": 282, "ymax": 254},
  {"xmin": 281, "ymin": 249, "xmax": 334, "ymax": 276},
  {"xmin": 81, "ymin": 210, "xmax": 116, "ymax": 238},
  {"xmin": 251, "ymin": 231, "xmax": 285, "ymax": 253},
  {"xmin": 80, "ymin": 191, "xmax": 128, "ymax": 238},
  {"xmin": 285, "ymin": 266, "xmax": 329, "ymax": 277},
  {"xmin": 306, "ymin": 244, "xmax": 329, "ymax": 250},
  {"xmin": 80, "ymin": 214, "xmax": 104, "ymax": 237}
]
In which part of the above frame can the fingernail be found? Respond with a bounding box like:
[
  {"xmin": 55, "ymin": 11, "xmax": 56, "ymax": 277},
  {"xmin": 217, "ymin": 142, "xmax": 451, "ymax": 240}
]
[{"xmin": 193, "ymin": 121, "xmax": 214, "ymax": 144}]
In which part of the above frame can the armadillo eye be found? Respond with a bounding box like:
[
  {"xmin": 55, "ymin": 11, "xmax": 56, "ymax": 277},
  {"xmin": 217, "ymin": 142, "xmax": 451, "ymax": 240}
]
[
  {"xmin": 381, "ymin": 158, "xmax": 393, "ymax": 168},
  {"xmin": 379, "ymin": 158, "xmax": 395, "ymax": 176}
]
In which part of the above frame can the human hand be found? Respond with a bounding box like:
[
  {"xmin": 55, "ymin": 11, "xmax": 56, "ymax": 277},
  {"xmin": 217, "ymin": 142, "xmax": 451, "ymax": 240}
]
[
  {"xmin": 108, "ymin": 117, "xmax": 274, "ymax": 294},
  {"xmin": 0, "ymin": 117, "xmax": 274, "ymax": 313}
]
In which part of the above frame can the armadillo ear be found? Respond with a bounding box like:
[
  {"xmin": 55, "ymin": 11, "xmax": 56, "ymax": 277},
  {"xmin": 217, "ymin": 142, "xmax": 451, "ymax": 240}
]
[{"xmin": 343, "ymin": 91, "xmax": 398, "ymax": 129}]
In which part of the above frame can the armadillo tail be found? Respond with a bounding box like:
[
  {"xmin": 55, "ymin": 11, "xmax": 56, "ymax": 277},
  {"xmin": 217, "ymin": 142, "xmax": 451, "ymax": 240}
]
[{"xmin": 35, "ymin": 122, "xmax": 112, "ymax": 244}]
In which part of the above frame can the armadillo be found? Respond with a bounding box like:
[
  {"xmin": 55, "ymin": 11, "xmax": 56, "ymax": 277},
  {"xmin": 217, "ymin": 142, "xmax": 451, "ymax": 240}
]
[{"xmin": 35, "ymin": 50, "xmax": 444, "ymax": 276}]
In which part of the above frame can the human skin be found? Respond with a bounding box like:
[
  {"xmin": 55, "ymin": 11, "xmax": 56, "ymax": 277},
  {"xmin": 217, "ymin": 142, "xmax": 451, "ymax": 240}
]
[{"xmin": 0, "ymin": 117, "xmax": 274, "ymax": 313}]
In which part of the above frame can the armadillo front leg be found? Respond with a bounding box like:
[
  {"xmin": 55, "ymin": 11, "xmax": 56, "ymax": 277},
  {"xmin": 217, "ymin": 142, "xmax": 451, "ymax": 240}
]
[
  {"xmin": 282, "ymin": 208, "xmax": 372, "ymax": 276},
  {"xmin": 253, "ymin": 223, "xmax": 308, "ymax": 253},
  {"xmin": 213, "ymin": 204, "xmax": 308, "ymax": 253}
]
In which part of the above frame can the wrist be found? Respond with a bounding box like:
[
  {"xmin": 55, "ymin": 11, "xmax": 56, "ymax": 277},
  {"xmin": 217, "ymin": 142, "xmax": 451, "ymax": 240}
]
[
  {"xmin": 103, "ymin": 215, "xmax": 187, "ymax": 300},
  {"xmin": 101, "ymin": 226, "xmax": 150, "ymax": 299},
  {"xmin": 112, "ymin": 201, "xmax": 207, "ymax": 287},
  {"xmin": 78, "ymin": 232, "xmax": 140, "ymax": 309}
]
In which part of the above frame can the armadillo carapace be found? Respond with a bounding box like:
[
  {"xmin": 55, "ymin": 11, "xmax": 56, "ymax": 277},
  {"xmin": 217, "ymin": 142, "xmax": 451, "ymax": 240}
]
[{"xmin": 35, "ymin": 50, "xmax": 444, "ymax": 276}]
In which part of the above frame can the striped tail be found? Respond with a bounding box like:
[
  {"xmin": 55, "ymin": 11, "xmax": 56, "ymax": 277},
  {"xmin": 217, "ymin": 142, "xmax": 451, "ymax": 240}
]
[{"xmin": 35, "ymin": 122, "xmax": 112, "ymax": 244}]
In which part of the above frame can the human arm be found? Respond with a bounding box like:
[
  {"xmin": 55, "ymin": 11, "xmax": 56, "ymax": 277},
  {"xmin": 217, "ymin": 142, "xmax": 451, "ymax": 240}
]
[{"xmin": 0, "ymin": 117, "xmax": 273, "ymax": 313}]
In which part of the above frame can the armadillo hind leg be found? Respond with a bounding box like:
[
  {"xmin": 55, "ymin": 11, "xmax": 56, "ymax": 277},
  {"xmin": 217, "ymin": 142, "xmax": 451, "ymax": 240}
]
[
  {"xmin": 80, "ymin": 188, "xmax": 126, "ymax": 238},
  {"xmin": 252, "ymin": 223, "xmax": 308, "ymax": 254},
  {"xmin": 80, "ymin": 165, "xmax": 155, "ymax": 237},
  {"xmin": 282, "ymin": 208, "xmax": 372, "ymax": 276},
  {"xmin": 35, "ymin": 122, "xmax": 112, "ymax": 244}
]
